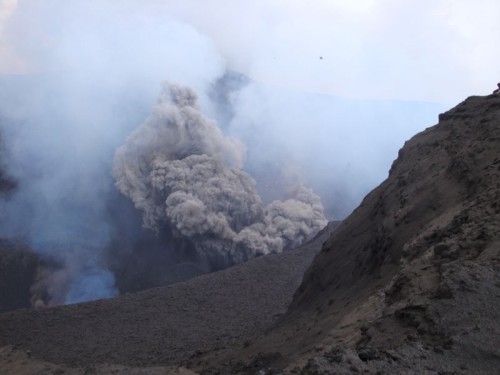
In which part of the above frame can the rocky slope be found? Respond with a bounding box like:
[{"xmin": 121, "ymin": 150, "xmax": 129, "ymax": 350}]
[
  {"xmin": 0, "ymin": 223, "xmax": 339, "ymax": 374},
  {"xmin": 197, "ymin": 93, "xmax": 500, "ymax": 374}
]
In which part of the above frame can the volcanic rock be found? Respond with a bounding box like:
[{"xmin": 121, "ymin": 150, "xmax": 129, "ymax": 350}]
[{"xmin": 204, "ymin": 93, "xmax": 500, "ymax": 373}]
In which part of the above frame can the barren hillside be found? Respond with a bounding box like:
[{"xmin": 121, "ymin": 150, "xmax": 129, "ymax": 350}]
[
  {"xmin": 0, "ymin": 223, "xmax": 338, "ymax": 374},
  {"xmin": 198, "ymin": 93, "xmax": 500, "ymax": 373}
]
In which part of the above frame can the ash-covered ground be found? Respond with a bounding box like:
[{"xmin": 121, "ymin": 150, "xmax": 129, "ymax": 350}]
[{"xmin": 0, "ymin": 222, "xmax": 339, "ymax": 373}]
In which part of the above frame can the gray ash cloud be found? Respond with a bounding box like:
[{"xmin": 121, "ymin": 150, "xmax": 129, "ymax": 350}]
[{"xmin": 114, "ymin": 83, "xmax": 327, "ymax": 264}]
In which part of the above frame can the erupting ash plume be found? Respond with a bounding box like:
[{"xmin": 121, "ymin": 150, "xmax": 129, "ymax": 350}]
[
  {"xmin": 114, "ymin": 83, "xmax": 327, "ymax": 264},
  {"xmin": 1, "ymin": 1, "xmax": 444, "ymax": 307}
]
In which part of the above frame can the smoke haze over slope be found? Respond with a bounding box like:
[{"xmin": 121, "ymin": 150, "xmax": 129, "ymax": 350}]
[{"xmin": 0, "ymin": 1, "xmax": 494, "ymax": 305}]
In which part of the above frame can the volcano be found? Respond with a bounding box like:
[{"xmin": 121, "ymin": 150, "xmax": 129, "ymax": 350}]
[{"xmin": 0, "ymin": 92, "xmax": 499, "ymax": 374}]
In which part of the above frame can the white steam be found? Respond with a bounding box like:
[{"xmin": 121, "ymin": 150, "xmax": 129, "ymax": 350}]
[
  {"xmin": 114, "ymin": 83, "xmax": 327, "ymax": 263},
  {"xmin": 0, "ymin": 0, "xmax": 449, "ymax": 306}
]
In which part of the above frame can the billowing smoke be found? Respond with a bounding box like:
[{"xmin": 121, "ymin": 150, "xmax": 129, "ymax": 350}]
[
  {"xmin": 0, "ymin": 1, "xmax": 448, "ymax": 307},
  {"xmin": 0, "ymin": 1, "xmax": 229, "ymax": 306},
  {"xmin": 114, "ymin": 83, "xmax": 327, "ymax": 264}
]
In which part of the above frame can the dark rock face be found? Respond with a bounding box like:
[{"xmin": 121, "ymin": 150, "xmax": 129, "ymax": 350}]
[
  {"xmin": 225, "ymin": 93, "xmax": 500, "ymax": 374},
  {"xmin": 295, "ymin": 94, "xmax": 500, "ymax": 307},
  {"xmin": 0, "ymin": 244, "xmax": 41, "ymax": 312}
]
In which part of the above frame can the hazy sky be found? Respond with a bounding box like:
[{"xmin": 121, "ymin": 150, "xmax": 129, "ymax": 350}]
[
  {"xmin": 0, "ymin": 0, "xmax": 498, "ymax": 218},
  {"xmin": 1, "ymin": 0, "xmax": 499, "ymax": 103}
]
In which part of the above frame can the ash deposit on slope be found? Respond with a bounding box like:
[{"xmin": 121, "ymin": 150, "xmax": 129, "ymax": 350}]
[
  {"xmin": 114, "ymin": 83, "xmax": 327, "ymax": 266},
  {"xmin": 198, "ymin": 93, "xmax": 500, "ymax": 374},
  {"xmin": 0, "ymin": 221, "xmax": 340, "ymax": 371}
]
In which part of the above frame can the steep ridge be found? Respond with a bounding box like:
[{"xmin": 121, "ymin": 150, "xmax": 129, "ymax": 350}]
[{"xmin": 199, "ymin": 94, "xmax": 500, "ymax": 374}]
